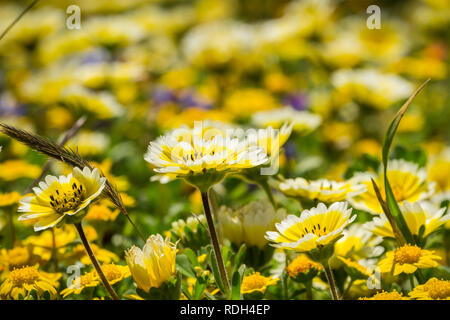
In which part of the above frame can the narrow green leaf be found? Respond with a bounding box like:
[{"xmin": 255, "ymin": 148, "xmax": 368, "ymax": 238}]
[
  {"xmin": 207, "ymin": 246, "xmax": 226, "ymax": 295},
  {"xmin": 381, "ymin": 79, "xmax": 430, "ymax": 245},
  {"xmin": 231, "ymin": 264, "xmax": 246, "ymax": 300},
  {"xmin": 176, "ymin": 254, "xmax": 196, "ymax": 278}
]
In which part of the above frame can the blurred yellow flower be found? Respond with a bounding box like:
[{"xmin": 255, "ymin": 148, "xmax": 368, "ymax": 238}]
[
  {"xmin": 364, "ymin": 201, "xmax": 448, "ymax": 239},
  {"xmin": 0, "ymin": 160, "xmax": 41, "ymax": 181},
  {"xmin": 218, "ymin": 200, "xmax": 286, "ymax": 249},
  {"xmin": 0, "ymin": 191, "xmax": 22, "ymax": 207},
  {"xmin": 85, "ymin": 203, "xmax": 120, "ymax": 222},
  {"xmin": 279, "ymin": 178, "xmax": 366, "ymax": 204},
  {"xmin": 409, "ymin": 278, "xmax": 450, "ymax": 300},
  {"xmin": 334, "ymin": 223, "xmax": 383, "ymax": 261},
  {"xmin": 224, "ymin": 88, "xmax": 279, "ymax": 118},
  {"xmin": 360, "ymin": 290, "xmax": 408, "ymax": 300},
  {"xmin": 350, "ymin": 160, "xmax": 435, "ymax": 214}
]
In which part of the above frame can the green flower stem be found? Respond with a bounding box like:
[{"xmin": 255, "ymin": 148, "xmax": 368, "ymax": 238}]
[
  {"xmin": 342, "ymin": 278, "xmax": 355, "ymax": 300},
  {"xmin": 305, "ymin": 279, "xmax": 313, "ymax": 300},
  {"xmin": 7, "ymin": 209, "xmax": 15, "ymax": 249},
  {"xmin": 51, "ymin": 228, "xmax": 58, "ymax": 272},
  {"xmin": 322, "ymin": 261, "xmax": 339, "ymax": 300},
  {"xmin": 201, "ymin": 191, "xmax": 231, "ymax": 295},
  {"xmin": 74, "ymin": 222, "xmax": 120, "ymax": 300},
  {"xmin": 258, "ymin": 178, "xmax": 277, "ymax": 209}
]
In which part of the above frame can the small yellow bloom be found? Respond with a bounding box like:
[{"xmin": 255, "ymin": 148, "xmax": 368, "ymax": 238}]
[
  {"xmin": 224, "ymin": 88, "xmax": 279, "ymax": 118},
  {"xmin": 85, "ymin": 203, "xmax": 120, "ymax": 222},
  {"xmin": 360, "ymin": 290, "xmax": 408, "ymax": 300},
  {"xmin": 334, "ymin": 223, "xmax": 383, "ymax": 260},
  {"xmin": 337, "ymin": 256, "xmax": 372, "ymax": 280},
  {"xmin": 409, "ymin": 278, "xmax": 450, "ymax": 300},
  {"xmin": 241, "ymin": 272, "xmax": 279, "ymax": 295},
  {"xmin": 0, "ymin": 191, "xmax": 22, "ymax": 207},
  {"xmin": 67, "ymin": 244, "xmax": 119, "ymax": 266},
  {"xmin": 0, "ymin": 265, "xmax": 61, "ymax": 300},
  {"xmin": 125, "ymin": 234, "xmax": 177, "ymax": 292},
  {"xmin": 265, "ymin": 202, "xmax": 356, "ymax": 253},
  {"xmin": 286, "ymin": 254, "xmax": 322, "ymax": 278},
  {"xmin": 61, "ymin": 263, "xmax": 130, "ymax": 298},
  {"xmin": 0, "ymin": 246, "xmax": 34, "ymax": 271},
  {"xmin": 378, "ymin": 244, "xmax": 441, "ymax": 275},
  {"xmin": 18, "ymin": 167, "xmax": 106, "ymax": 231},
  {"xmin": 0, "ymin": 160, "xmax": 41, "ymax": 181}
]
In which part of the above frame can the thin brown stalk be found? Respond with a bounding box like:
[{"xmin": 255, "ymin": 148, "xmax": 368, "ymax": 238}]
[{"xmin": 0, "ymin": 0, "xmax": 40, "ymax": 41}]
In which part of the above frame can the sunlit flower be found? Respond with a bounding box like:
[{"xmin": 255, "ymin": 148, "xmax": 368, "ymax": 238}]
[
  {"xmin": 334, "ymin": 223, "xmax": 384, "ymax": 260},
  {"xmin": 378, "ymin": 244, "xmax": 441, "ymax": 275},
  {"xmin": 61, "ymin": 263, "xmax": 130, "ymax": 298},
  {"xmin": 66, "ymin": 130, "xmax": 110, "ymax": 156},
  {"xmin": 67, "ymin": 243, "xmax": 119, "ymax": 266},
  {"xmin": 364, "ymin": 201, "xmax": 448, "ymax": 239},
  {"xmin": 337, "ymin": 256, "xmax": 373, "ymax": 280},
  {"xmin": 0, "ymin": 246, "xmax": 34, "ymax": 271},
  {"xmin": 241, "ymin": 272, "xmax": 279, "ymax": 296},
  {"xmin": 252, "ymin": 107, "xmax": 322, "ymax": 135},
  {"xmin": 0, "ymin": 265, "xmax": 61, "ymax": 300},
  {"xmin": 350, "ymin": 160, "xmax": 435, "ymax": 214},
  {"xmin": 85, "ymin": 203, "xmax": 120, "ymax": 222},
  {"xmin": 265, "ymin": 202, "xmax": 356, "ymax": 256},
  {"xmin": 218, "ymin": 200, "xmax": 286, "ymax": 249},
  {"xmin": 0, "ymin": 160, "xmax": 41, "ymax": 181},
  {"xmin": 331, "ymin": 69, "xmax": 413, "ymax": 110},
  {"xmin": 23, "ymin": 226, "xmax": 77, "ymax": 262},
  {"xmin": 0, "ymin": 191, "xmax": 22, "ymax": 207},
  {"xmin": 278, "ymin": 178, "xmax": 366, "ymax": 203},
  {"xmin": 359, "ymin": 290, "xmax": 408, "ymax": 300},
  {"xmin": 144, "ymin": 121, "xmax": 268, "ymax": 190},
  {"xmin": 286, "ymin": 254, "xmax": 322, "ymax": 281},
  {"xmin": 18, "ymin": 167, "xmax": 106, "ymax": 231},
  {"xmin": 409, "ymin": 278, "xmax": 450, "ymax": 300},
  {"xmin": 427, "ymin": 147, "xmax": 450, "ymax": 202},
  {"xmin": 125, "ymin": 234, "xmax": 177, "ymax": 292}
]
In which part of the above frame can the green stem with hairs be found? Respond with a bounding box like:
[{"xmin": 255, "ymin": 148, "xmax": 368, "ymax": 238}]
[{"xmin": 322, "ymin": 261, "xmax": 339, "ymax": 300}]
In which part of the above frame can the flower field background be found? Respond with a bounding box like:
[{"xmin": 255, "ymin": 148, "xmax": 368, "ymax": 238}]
[{"xmin": 0, "ymin": 0, "xmax": 449, "ymax": 301}]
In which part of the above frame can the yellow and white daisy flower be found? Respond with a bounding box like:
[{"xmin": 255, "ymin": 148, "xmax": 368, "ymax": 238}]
[
  {"xmin": 378, "ymin": 244, "xmax": 441, "ymax": 275},
  {"xmin": 18, "ymin": 167, "xmax": 106, "ymax": 231},
  {"xmin": 144, "ymin": 121, "xmax": 268, "ymax": 190},
  {"xmin": 350, "ymin": 159, "xmax": 435, "ymax": 214},
  {"xmin": 364, "ymin": 201, "xmax": 449, "ymax": 239},
  {"xmin": 265, "ymin": 202, "xmax": 356, "ymax": 254},
  {"xmin": 278, "ymin": 178, "xmax": 366, "ymax": 203},
  {"xmin": 240, "ymin": 272, "xmax": 279, "ymax": 298},
  {"xmin": 252, "ymin": 107, "xmax": 322, "ymax": 135}
]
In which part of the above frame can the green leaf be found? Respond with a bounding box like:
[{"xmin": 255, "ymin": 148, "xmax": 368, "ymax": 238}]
[
  {"xmin": 193, "ymin": 276, "xmax": 207, "ymax": 300},
  {"xmin": 231, "ymin": 264, "xmax": 246, "ymax": 300},
  {"xmin": 207, "ymin": 245, "xmax": 226, "ymax": 295},
  {"xmin": 176, "ymin": 254, "xmax": 196, "ymax": 278},
  {"xmin": 184, "ymin": 248, "xmax": 199, "ymax": 267},
  {"xmin": 232, "ymin": 244, "xmax": 247, "ymax": 275},
  {"xmin": 381, "ymin": 79, "xmax": 430, "ymax": 245}
]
